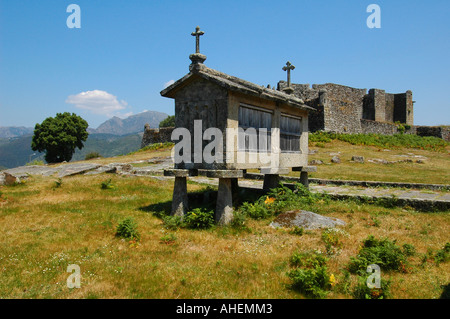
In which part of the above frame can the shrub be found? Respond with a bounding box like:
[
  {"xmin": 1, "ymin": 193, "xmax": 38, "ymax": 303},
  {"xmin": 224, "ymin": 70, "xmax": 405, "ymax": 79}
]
[
  {"xmin": 162, "ymin": 215, "xmax": 185, "ymax": 230},
  {"xmin": 85, "ymin": 152, "xmax": 102, "ymax": 160},
  {"xmin": 435, "ymin": 243, "xmax": 450, "ymax": 265},
  {"xmin": 347, "ymin": 235, "xmax": 410, "ymax": 274},
  {"xmin": 352, "ymin": 276, "xmax": 391, "ymax": 299},
  {"xmin": 101, "ymin": 179, "xmax": 115, "ymax": 190},
  {"xmin": 287, "ymin": 251, "xmax": 331, "ymax": 299},
  {"xmin": 289, "ymin": 251, "xmax": 328, "ymax": 268},
  {"xmin": 239, "ymin": 201, "xmax": 271, "ymax": 220},
  {"xmin": 309, "ymin": 131, "xmax": 448, "ymax": 152},
  {"xmin": 160, "ymin": 233, "xmax": 177, "ymax": 244},
  {"xmin": 230, "ymin": 210, "xmax": 249, "ymax": 231},
  {"xmin": 322, "ymin": 229, "xmax": 343, "ymax": 256},
  {"xmin": 116, "ymin": 217, "xmax": 140, "ymax": 241},
  {"xmin": 289, "ymin": 226, "xmax": 304, "ymax": 236},
  {"xmin": 402, "ymin": 243, "xmax": 416, "ymax": 257},
  {"xmin": 53, "ymin": 178, "xmax": 63, "ymax": 189},
  {"xmin": 183, "ymin": 208, "xmax": 214, "ymax": 229}
]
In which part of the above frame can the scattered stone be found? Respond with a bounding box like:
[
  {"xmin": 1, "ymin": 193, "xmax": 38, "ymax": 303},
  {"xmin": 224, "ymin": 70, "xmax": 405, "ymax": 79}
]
[
  {"xmin": 368, "ymin": 158, "xmax": 389, "ymax": 164},
  {"xmin": 309, "ymin": 149, "xmax": 318, "ymax": 155},
  {"xmin": 109, "ymin": 163, "xmax": 134, "ymax": 174},
  {"xmin": 309, "ymin": 159, "xmax": 323, "ymax": 165},
  {"xmin": 416, "ymin": 159, "xmax": 426, "ymax": 164},
  {"xmin": 2, "ymin": 172, "xmax": 28, "ymax": 185},
  {"xmin": 368, "ymin": 158, "xmax": 414, "ymax": 165},
  {"xmin": 0, "ymin": 173, "xmax": 4, "ymax": 185},
  {"xmin": 270, "ymin": 210, "xmax": 346, "ymax": 230},
  {"xmin": 331, "ymin": 156, "xmax": 341, "ymax": 164},
  {"xmin": 351, "ymin": 156, "xmax": 365, "ymax": 163}
]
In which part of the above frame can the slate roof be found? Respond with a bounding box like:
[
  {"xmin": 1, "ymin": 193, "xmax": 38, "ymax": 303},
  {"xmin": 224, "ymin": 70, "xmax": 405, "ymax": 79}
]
[{"xmin": 160, "ymin": 64, "xmax": 314, "ymax": 112}]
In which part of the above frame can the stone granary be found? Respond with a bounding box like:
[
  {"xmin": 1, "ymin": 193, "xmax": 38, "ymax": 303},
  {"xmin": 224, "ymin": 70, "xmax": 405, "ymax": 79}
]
[{"xmin": 161, "ymin": 27, "xmax": 315, "ymax": 225}]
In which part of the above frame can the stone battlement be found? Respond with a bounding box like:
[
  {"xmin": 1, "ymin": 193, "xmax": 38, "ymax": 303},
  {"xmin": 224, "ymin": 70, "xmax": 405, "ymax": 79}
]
[{"xmin": 278, "ymin": 81, "xmax": 415, "ymax": 135}]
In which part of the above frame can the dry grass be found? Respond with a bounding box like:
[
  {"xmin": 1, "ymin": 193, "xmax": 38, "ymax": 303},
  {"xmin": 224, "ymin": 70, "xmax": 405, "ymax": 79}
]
[
  {"xmin": 0, "ymin": 172, "xmax": 448, "ymax": 299},
  {"xmin": 303, "ymin": 140, "xmax": 450, "ymax": 184}
]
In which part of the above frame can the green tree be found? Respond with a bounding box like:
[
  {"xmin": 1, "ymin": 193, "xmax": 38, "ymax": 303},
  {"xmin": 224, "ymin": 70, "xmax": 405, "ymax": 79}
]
[
  {"xmin": 159, "ymin": 115, "xmax": 175, "ymax": 128},
  {"xmin": 31, "ymin": 112, "xmax": 89, "ymax": 163}
]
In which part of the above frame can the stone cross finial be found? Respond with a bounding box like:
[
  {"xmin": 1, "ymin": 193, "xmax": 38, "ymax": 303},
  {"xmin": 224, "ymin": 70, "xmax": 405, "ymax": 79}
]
[
  {"xmin": 191, "ymin": 26, "xmax": 204, "ymax": 54},
  {"xmin": 282, "ymin": 61, "xmax": 295, "ymax": 87},
  {"xmin": 189, "ymin": 26, "xmax": 207, "ymax": 69}
]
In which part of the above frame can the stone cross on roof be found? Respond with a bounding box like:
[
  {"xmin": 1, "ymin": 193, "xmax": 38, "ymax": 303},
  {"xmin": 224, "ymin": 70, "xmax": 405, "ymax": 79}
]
[
  {"xmin": 191, "ymin": 26, "xmax": 205, "ymax": 54},
  {"xmin": 282, "ymin": 61, "xmax": 295, "ymax": 86},
  {"xmin": 189, "ymin": 26, "xmax": 207, "ymax": 68},
  {"xmin": 282, "ymin": 61, "xmax": 295, "ymax": 94}
]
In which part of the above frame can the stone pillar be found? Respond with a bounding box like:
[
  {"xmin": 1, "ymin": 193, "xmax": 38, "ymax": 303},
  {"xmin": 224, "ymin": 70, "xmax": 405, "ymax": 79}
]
[
  {"xmin": 216, "ymin": 178, "xmax": 234, "ymax": 226},
  {"xmin": 300, "ymin": 171, "xmax": 309, "ymax": 189},
  {"xmin": 292, "ymin": 166, "xmax": 316, "ymax": 190},
  {"xmin": 405, "ymin": 90, "xmax": 414, "ymax": 126},
  {"xmin": 263, "ymin": 174, "xmax": 280, "ymax": 190},
  {"xmin": 373, "ymin": 89, "xmax": 386, "ymax": 122},
  {"xmin": 231, "ymin": 177, "xmax": 239, "ymax": 199},
  {"xmin": 171, "ymin": 176, "xmax": 188, "ymax": 217}
]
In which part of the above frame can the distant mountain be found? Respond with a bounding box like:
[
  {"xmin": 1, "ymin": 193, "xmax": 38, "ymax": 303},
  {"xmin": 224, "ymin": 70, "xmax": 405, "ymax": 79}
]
[
  {"xmin": 0, "ymin": 133, "xmax": 143, "ymax": 169},
  {"xmin": 71, "ymin": 133, "xmax": 143, "ymax": 161},
  {"xmin": 92, "ymin": 111, "xmax": 169, "ymax": 135},
  {"xmin": 0, "ymin": 110, "xmax": 169, "ymax": 169},
  {"xmin": 0, "ymin": 135, "xmax": 45, "ymax": 169},
  {"xmin": 0, "ymin": 126, "xmax": 33, "ymax": 138}
]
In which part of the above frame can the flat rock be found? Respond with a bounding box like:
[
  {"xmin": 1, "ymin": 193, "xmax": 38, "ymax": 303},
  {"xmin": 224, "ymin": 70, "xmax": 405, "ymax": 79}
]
[
  {"xmin": 270, "ymin": 210, "xmax": 346, "ymax": 230},
  {"xmin": 4, "ymin": 165, "xmax": 58, "ymax": 177},
  {"xmin": 57, "ymin": 163, "xmax": 102, "ymax": 177}
]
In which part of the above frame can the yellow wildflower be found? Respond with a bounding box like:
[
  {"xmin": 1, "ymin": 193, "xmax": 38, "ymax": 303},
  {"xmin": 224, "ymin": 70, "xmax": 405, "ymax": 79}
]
[
  {"xmin": 329, "ymin": 274, "xmax": 336, "ymax": 287},
  {"xmin": 264, "ymin": 196, "xmax": 275, "ymax": 205}
]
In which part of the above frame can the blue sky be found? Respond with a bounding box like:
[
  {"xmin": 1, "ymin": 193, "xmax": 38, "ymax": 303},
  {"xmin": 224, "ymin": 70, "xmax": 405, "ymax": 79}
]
[{"xmin": 0, "ymin": 0, "xmax": 449, "ymax": 128}]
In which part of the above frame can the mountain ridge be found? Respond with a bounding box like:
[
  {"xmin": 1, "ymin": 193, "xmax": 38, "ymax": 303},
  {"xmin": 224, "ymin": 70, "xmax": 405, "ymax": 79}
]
[
  {"xmin": 0, "ymin": 110, "xmax": 170, "ymax": 169},
  {"xmin": 0, "ymin": 110, "xmax": 170, "ymax": 138}
]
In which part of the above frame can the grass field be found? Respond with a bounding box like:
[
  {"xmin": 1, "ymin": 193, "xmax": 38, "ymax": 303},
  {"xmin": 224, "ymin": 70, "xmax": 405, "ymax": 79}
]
[
  {"xmin": 0, "ymin": 135, "xmax": 448, "ymax": 299},
  {"xmin": 305, "ymin": 140, "xmax": 450, "ymax": 184},
  {"xmin": 0, "ymin": 171, "xmax": 448, "ymax": 299}
]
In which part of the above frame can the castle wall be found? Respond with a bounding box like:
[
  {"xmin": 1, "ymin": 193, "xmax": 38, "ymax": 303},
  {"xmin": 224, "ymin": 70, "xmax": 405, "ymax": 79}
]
[
  {"xmin": 141, "ymin": 126, "xmax": 174, "ymax": 148},
  {"xmin": 360, "ymin": 119, "xmax": 398, "ymax": 135},
  {"xmin": 279, "ymin": 80, "xmax": 414, "ymax": 136}
]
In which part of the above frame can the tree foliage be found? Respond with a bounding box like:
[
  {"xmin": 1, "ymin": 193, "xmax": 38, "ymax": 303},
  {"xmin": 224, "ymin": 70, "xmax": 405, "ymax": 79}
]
[
  {"xmin": 159, "ymin": 115, "xmax": 175, "ymax": 128},
  {"xmin": 31, "ymin": 112, "xmax": 89, "ymax": 163}
]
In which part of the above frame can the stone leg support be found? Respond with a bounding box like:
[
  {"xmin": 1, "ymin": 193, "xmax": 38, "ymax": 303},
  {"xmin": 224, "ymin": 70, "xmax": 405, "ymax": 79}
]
[
  {"xmin": 292, "ymin": 166, "xmax": 317, "ymax": 190},
  {"xmin": 263, "ymin": 174, "xmax": 280, "ymax": 190},
  {"xmin": 215, "ymin": 178, "xmax": 234, "ymax": 226},
  {"xmin": 300, "ymin": 172, "xmax": 309, "ymax": 189},
  {"xmin": 171, "ymin": 176, "xmax": 189, "ymax": 217},
  {"xmin": 231, "ymin": 178, "xmax": 239, "ymax": 198}
]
